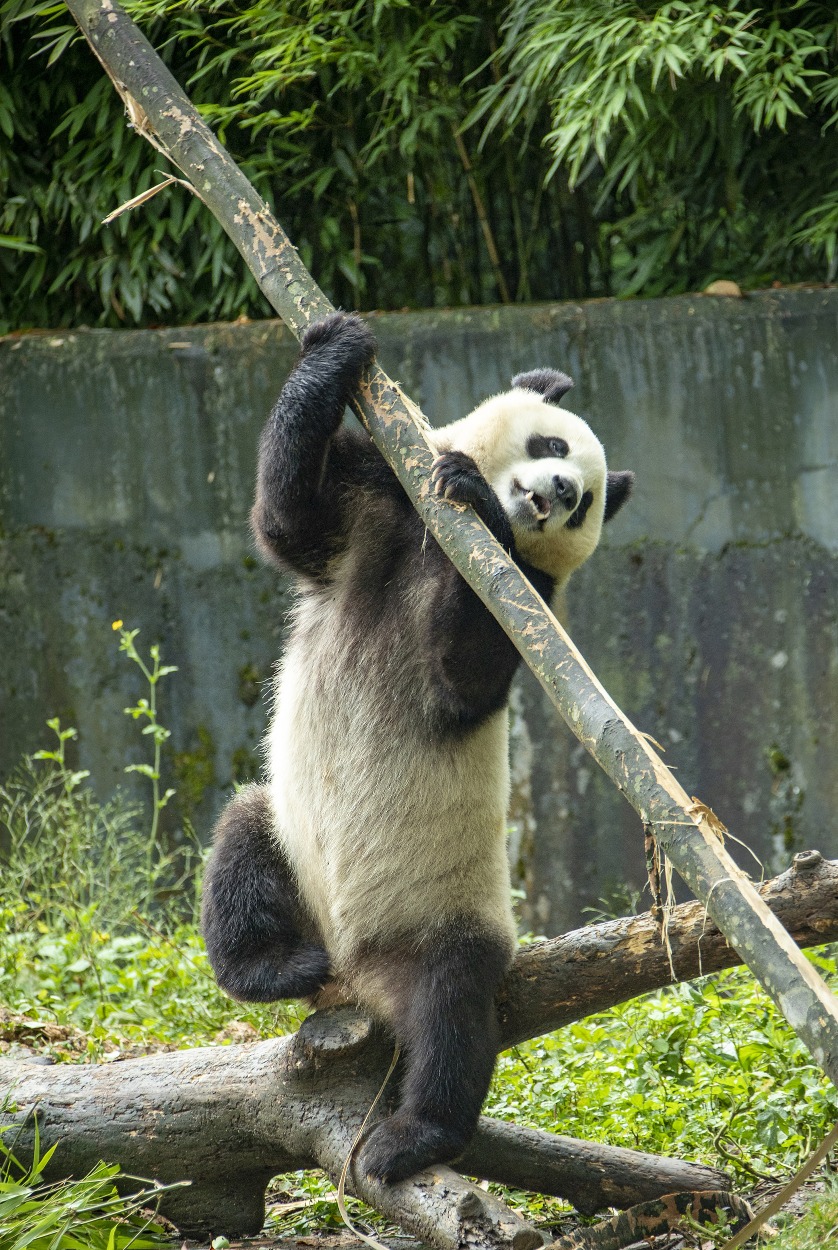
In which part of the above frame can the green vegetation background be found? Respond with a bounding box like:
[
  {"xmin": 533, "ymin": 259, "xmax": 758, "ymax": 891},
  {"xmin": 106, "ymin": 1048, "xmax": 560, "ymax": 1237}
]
[
  {"xmin": 2, "ymin": 0, "xmax": 838, "ymax": 333},
  {"xmin": 3, "ymin": 678, "xmax": 838, "ymax": 1244},
  {"xmin": 5, "ymin": 3, "xmax": 838, "ymax": 1241}
]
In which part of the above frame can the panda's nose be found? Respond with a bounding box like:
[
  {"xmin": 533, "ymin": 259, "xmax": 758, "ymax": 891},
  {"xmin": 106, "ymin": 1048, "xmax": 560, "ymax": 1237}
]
[{"xmin": 553, "ymin": 476, "xmax": 579, "ymax": 511}]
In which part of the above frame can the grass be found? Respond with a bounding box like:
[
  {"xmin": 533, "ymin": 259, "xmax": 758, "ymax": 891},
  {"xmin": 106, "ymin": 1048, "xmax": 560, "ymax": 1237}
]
[
  {"xmin": 489, "ymin": 964, "xmax": 838, "ymax": 1183},
  {"xmin": 771, "ymin": 1183, "xmax": 838, "ymax": 1248},
  {"xmin": 0, "ymin": 724, "xmax": 302, "ymax": 1057},
  {"xmin": 2, "ymin": 724, "xmax": 838, "ymax": 1245},
  {"xmin": 0, "ymin": 1119, "xmax": 174, "ymax": 1250}
]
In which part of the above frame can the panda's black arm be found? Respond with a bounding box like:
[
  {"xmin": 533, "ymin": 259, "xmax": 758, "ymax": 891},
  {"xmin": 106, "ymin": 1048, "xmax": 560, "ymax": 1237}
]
[
  {"xmin": 423, "ymin": 452, "xmax": 555, "ymax": 725},
  {"xmin": 429, "ymin": 452, "xmax": 554, "ymax": 605},
  {"xmin": 426, "ymin": 555, "xmax": 553, "ymax": 727},
  {"xmin": 252, "ymin": 312, "xmax": 377, "ymax": 577},
  {"xmin": 430, "ymin": 450, "xmax": 516, "ymax": 552}
]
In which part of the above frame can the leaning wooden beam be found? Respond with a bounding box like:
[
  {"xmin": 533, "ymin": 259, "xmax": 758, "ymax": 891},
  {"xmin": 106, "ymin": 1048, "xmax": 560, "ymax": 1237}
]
[
  {"xmin": 61, "ymin": 0, "xmax": 838, "ymax": 1091},
  {"xmin": 2, "ymin": 856, "xmax": 835, "ymax": 1237}
]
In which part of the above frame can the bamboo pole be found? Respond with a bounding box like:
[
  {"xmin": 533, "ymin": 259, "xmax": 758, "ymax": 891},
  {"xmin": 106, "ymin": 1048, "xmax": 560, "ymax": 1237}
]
[{"xmin": 63, "ymin": 0, "xmax": 838, "ymax": 1085}]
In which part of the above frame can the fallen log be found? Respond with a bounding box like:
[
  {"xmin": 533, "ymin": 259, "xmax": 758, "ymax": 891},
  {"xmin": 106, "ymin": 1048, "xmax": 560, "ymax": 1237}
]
[
  {"xmin": 499, "ymin": 848, "xmax": 838, "ymax": 1046},
  {"xmin": 0, "ymin": 1011, "xmax": 727, "ymax": 1244},
  {"xmin": 2, "ymin": 852, "xmax": 834, "ymax": 1240}
]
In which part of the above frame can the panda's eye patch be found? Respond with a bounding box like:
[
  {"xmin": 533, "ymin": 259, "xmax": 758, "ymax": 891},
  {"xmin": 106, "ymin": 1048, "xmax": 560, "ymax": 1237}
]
[{"xmin": 526, "ymin": 434, "xmax": 569, "ymax": 460}]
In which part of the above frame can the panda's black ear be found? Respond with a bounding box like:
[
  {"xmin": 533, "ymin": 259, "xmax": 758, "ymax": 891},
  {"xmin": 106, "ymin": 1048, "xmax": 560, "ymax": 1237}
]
[
  {"xmin": 603, "ymin": 471, "xmax": 634, "ymax": 523},
  {"xmin": 511, "ymin": 368, "xmax": 574, "ymax": 405}
]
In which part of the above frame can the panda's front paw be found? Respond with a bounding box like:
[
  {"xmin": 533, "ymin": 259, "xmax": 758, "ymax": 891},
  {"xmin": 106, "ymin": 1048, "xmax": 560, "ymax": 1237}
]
[
  {"xmin": 431, "ymin": 451, "xmax": 491, "ymax": 508},
  {"xmin": 299, "ymin": 311, "xmax": 376, "ymax": 387}
]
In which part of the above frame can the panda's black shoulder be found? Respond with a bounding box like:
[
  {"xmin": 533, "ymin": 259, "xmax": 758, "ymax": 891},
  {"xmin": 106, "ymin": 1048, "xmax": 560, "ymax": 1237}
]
[
  {"xmin": 330, "ymin": 424, "xmax": 405, "ymax": 500},
  {"xmin": 330, "ymin": 424, "xmax": 423, "ymax": 564}
]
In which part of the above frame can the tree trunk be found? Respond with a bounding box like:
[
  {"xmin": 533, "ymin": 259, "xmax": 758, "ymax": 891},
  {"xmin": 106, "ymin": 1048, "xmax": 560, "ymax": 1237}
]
[
  {"xmin": 498, "ymin": 848, "xmax": 838, "ymax": 1046},
  {"xmin": 0, "ymin": 1014, "xmax": 727, "ymax": 1244},
  {"xmin": 2, "ymin": 853, "xmax": 834, "ymax": 1241}
]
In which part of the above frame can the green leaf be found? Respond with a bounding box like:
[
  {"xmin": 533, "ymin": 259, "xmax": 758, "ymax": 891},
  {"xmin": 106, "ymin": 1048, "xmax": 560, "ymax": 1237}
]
[
  {"xmin": 0, "ymin": 235, "xmax": 44, "ymax": 254},
  {"xmin": 124, "ymin": 763, "xmax": 157, "ymax": 779}
]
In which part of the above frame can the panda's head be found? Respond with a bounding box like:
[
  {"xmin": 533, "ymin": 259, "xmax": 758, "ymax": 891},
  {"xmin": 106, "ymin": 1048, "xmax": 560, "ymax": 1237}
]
[{"xmin": 433, "ymin": 369, "xmax": 633, "ymax": 589}]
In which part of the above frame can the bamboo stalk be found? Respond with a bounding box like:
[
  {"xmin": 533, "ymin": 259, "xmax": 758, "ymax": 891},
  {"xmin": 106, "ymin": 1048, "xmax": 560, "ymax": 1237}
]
[
  {"xmin": 451, "ymin": 125, "xmax": 512, "ymax": 303},
  {"xmin": 63, "ymin": 0, "xmax": 838, "ymax": 1087}
]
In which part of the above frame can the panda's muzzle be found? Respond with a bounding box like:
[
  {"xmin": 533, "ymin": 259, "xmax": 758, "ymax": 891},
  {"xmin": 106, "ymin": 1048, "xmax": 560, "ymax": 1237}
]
[
  {"xmin": 512, "ymin": 476, "xmax": 580, "ymax": 525},
  {"xmin": 552, "ymin": 475, "xmax": 579, "ymax": 512},
  {"xmin": 525, "ymin": 489, "xmax": 551, "ymax": 521}
]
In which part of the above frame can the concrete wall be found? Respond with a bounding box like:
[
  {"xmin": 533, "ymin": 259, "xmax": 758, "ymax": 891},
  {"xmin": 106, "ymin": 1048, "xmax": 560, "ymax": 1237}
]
[{"xmin": 2, "ymin": 290, "xmax": 837, "ymax": 933}]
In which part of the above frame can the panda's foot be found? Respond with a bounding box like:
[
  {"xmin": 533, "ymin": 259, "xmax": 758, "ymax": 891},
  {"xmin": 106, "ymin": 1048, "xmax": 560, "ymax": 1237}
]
[
  {"xmin": 358, "ymin": 1113, "xmax": 465, "ymax": 1185},
  {"xmin": 431, "ymin": 451, "xmax": 491, "ymax": 508},
  {"xmin": 216, "ymin": 943, "xmax": 332, "ymax": 1004}
]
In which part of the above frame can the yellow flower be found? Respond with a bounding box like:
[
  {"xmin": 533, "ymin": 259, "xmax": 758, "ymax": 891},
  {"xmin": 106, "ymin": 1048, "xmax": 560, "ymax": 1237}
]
[{"xmin": 112, "ymin": 619, "xmax": 123, "ymax": 631}]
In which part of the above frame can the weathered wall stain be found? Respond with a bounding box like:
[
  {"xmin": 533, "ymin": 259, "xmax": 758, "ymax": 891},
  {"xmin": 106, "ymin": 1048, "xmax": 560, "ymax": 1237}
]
[{"xmin": 2, "ymin": 291, "xmax": 836, "ymax": 931}]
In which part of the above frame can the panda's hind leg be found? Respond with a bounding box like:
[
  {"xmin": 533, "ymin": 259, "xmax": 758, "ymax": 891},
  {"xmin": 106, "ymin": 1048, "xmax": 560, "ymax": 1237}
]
[
  {"xmin": 357, "ymin": 925, "xmax": 511, "ymax": 1184},
  {"xmin": 201, "ymin": 784, "xmax": 331, "ymax": 1002}
]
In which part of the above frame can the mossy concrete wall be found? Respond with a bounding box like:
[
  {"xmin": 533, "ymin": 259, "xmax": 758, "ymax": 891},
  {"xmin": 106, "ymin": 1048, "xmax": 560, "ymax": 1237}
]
[{"xmin": 2, "ymin": 290, "xmax": 837, "ymax": 933}]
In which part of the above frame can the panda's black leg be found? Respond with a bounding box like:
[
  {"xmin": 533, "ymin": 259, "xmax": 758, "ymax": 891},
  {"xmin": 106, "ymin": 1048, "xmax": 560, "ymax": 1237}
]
[
  {"xmin": 357, "ymin": 927, "xmax": 511, "ymax": 1184},
  {"xmin": 201, "ymin": 784, "xmax": 331, "ymax": 1002}
]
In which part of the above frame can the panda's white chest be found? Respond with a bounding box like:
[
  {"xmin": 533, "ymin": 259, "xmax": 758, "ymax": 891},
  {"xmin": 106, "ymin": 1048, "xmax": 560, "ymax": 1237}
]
[{"xmin": 266, "ymin": 588, "xmax": 514, "ymax": 963}]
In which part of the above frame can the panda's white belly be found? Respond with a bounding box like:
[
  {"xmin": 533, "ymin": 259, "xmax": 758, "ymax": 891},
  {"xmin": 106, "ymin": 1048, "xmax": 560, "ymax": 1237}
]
[{"xmin": 266, "ymin": 590, "xmax": 515, "ymax": 968}]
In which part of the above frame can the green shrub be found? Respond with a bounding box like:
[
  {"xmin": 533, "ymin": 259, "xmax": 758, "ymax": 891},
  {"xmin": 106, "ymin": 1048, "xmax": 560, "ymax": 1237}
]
[
  {"xmin": 477, "ymin": 0, "xmax": 838, "ymax": 296},
  {"xmin": 489, "ymin": 960, "xmax": 838, "ymax": 1186},
  {"xmin": 0, "ymin": 729, "xmax": 299, "ymax": 1052}
]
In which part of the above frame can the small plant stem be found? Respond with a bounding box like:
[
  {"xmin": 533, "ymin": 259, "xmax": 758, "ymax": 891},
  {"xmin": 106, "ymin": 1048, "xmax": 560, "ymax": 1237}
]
[
  {"xmin": 114, "ymin": 625, "xmax": 177, "ymax": 893},
  {"xmin": 146, "ymin": 659, "xmax": 161, "ymax": 877},
  {"xmin": 71, "ymin": 902, "xmax": 111, "ymax": 1013}
]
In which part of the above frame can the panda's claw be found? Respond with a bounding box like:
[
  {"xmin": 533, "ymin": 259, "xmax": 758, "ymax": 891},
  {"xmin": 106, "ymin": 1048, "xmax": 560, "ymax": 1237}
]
[{"xmin": 430, "ymin": 451, "xmax": 489, "ymax": 508}]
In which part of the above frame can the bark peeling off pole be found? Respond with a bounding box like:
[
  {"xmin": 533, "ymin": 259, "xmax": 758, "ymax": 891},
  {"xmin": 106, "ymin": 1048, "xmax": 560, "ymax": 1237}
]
[{"xmin": 64, "ymin": 0, "xmax": 838, "ymax": 1106}]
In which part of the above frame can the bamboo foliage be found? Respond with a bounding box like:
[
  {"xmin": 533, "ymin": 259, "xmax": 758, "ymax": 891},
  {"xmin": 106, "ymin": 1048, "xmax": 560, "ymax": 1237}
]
[{"xmin": 4, "ymin": 0, "xmax": 838, "ymax": 330}]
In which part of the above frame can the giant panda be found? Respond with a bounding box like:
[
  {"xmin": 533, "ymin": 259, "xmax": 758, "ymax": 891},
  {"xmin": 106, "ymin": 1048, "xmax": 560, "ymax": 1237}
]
[{"xmin": 201, "ymin": 311, "xmax": 633, "ymax": 1185}]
